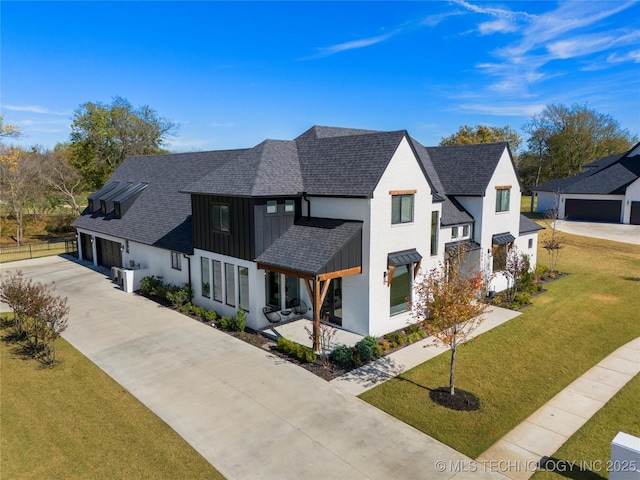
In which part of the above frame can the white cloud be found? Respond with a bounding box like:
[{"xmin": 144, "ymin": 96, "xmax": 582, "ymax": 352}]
[
  {"xmin": 457, "ymin": 103, "xmax": 546, "ymax": 117},
  {"xmin": 479, "ymin": 19, "xmax": 518, "ymax": 35},
  {"xmin": 302, "ymin": 31, "xmax": 399, "ymax": 60},
  {"xmin": 607, "ymin": 49, "xmax": 640, "ymax": 64},
  {"xmin": 3, "ymin": 104, "xmax": 70, "ymax": 116}
]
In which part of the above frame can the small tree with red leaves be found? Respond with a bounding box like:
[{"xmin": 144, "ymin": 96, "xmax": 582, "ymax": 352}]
[{"xmin": 412, "ymin": 246, "xmax": 488, "ymax": 396}]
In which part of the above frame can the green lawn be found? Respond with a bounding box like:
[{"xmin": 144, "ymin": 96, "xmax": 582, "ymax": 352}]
[
  {"xmin": 0, "ymin": 318, "xmax": 226, "ymax": 479},
  {"xmin": 533, "ymin": 374, "xmax": 640, "ymax": 480},
  {"xmin": 360, "ymin": 227, "xmax": 640, "ymax": 458}
]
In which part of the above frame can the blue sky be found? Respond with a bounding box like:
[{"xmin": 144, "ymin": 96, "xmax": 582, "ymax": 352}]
[{"xmin": 2, "ymin": 1, "xmax": 639, "ymax": 152}]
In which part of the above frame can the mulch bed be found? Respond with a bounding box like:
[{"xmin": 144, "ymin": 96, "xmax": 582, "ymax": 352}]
[{"xmin": 429, "ymin": 387, "xmax": 481, "ymax": 411}]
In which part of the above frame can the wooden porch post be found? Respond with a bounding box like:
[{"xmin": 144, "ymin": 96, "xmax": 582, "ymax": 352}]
[{"xmin": 313, "ymin": 276, "xmax": 321, "ymax": 353}]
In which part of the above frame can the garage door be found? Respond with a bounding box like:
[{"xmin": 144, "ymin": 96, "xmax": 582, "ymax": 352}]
[
  {"xmin": 631, "ymin": 202, "xmax": 640, "ymax": 225},
  {"xmin": 565, "ymin": 199, "xmax": 621, "ymax": 222},
  {"xmin": 96, "ymin": 237, "xmax": 123, "ymax": 269}
]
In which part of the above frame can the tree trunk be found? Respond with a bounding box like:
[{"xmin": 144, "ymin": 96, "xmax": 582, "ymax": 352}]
[{"xmin": 450, "ymin": 344, "xmax": 456, "ymax": 395}]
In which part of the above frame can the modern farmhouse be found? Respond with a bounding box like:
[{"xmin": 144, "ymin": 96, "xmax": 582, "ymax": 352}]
[
  {"xmin": 534, "ymin": 141, "xmax": 640, "ymax": 224},
  {"xmin": 73, "ymin": 126, "xmax": 541, "ymax": 337}
]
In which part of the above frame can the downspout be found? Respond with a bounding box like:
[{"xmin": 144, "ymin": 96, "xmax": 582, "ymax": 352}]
[
  {"xmin": 183, "ymin": 254, "xmax": 192, "ymax": 303},
  {"xmin": 302, "ymin": 192, "xmax": 311, "ymax": 218}
]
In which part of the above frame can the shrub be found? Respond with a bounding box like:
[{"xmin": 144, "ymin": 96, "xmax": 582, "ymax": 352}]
[
  {"xmin": 356, "ymin": 339, "xmax": 373, "ymax": 363},
  {"xmin": 219, "ymin": 316, "xmax": 234, "ymax": 330},
  {"xmin": 235, "ymin": 306, "xmax": 246, "ymax": 332},
  {"xmin": 330, "ymin": 344, "xmax": 353, "ymax": 366},
  {"xmin": 166, "ymin": 284, "xmax": 191, "ymax": 308},
  {"xmin": 204, "ymin": 310, "xmax": 218, "ymax": 323},
  {"xmin": 406, "ymin": 332, "xmax": 422, "ymax": 344},
  {"xmin": 372, "ymin": 344, "xmax": 383, "ymax": 357},
  {"xmin": 379, "ymin": 339, "xmax": 391, "ymax": 351},
  {"xmin": 276, "ymin": 337, "xmax": 317, "ymax": 363},
  {"xmin": 191, "ymin": 305, "xmax": 206, "ymax": 318},
  {"xmin": 384, "ymin": 332, "xmax": 402, "ymax": 344},
  {"xmin": 180, "ymin": 303, "xmax": 193, "ymax": 314},
  {"xmin": 139, "ymin": 276, "xmax": 165, "ymax": 297}
]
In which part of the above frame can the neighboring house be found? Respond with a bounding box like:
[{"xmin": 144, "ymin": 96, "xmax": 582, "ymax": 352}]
[
  {"xmin": 73, "ymin": 125, "xmax": 540, "ymax": 337},
  {"xmin": 534, "ymin": 142, "xmax": 640, "ymax": 224}
]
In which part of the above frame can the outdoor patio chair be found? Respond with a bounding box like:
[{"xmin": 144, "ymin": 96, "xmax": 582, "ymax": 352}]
[
  {"xmin": 263, "ymin": 306, "xmax": 282, "ymax": 324},
  {"xmin": 289, "ymin": 299, "xmax": 308, "ymax": 316}
]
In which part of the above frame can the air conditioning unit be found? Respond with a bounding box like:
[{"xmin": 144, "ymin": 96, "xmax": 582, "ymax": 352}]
[{"xmin": 111, "ymin": 266, "xmax": 119, "ymax": 282}]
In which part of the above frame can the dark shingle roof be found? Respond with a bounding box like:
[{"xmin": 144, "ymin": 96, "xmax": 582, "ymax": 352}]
[
  {"xmin": 440, "ymin": 196, "xmax": 473, "ymax": 226},
  {"xmin": 426, "ymin": 142, "xmax": 511, "ymax": 196},
  {"xmin": 519, "ymin": 215, "xmax": 544, "ymax": 235},
  {"xmin": 73, "ymin": 149, "xmax": 246, "ymax": 253},
  {"xmin": 256, "ymin": 217, "xmax": 362, "ymax": 276},
  {"xmin": 182, "ymin": 140, "xmax": 302, "ymax": 197},
  {"xmin": 295, "ymin": 128, "xmax": 407, "ymax": 197},
  {"xmin": 535, "ymin": 151, "xmax": 640, "ymax": 195}
]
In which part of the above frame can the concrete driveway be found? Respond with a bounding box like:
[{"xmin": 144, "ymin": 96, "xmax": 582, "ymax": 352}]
[
  {"xmin": 1, "ymin": 256, "xmax": 503, "ymax": 480},
  {"xmin": 554, "ymin": 220, "xmax": 640, "ymax": 245}
]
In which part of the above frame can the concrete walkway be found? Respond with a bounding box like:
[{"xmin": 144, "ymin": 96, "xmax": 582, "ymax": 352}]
[
  {"xmin": 1, "ymin": 256, "xmax": 505, "ymax": 480},
  {"xmin": 477, "ymin": 337, "xmax": 640, "ymax": 480},
  {"xmin": 331, "ymin": 307, "xmax": 521, "ymax": 395},
  {"xmin": 554, "ymin": 220, "xmax": 640, "ymax": 245}
]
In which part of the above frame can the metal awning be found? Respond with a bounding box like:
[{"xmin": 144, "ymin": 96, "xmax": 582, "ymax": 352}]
[
  {"xmin": 445, "ymin": 240, "xmax": 482, "ymax": 253},
  {"xmin": 492, "ymin": 232, "xmax": 516, "ymax": 245},
  {"xmin": 388, "ymin": 248, "xmax": 422, "ymax": 267}
]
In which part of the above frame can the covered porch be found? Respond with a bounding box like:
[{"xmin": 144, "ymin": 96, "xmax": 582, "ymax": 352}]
[
  {"xmin": 260, "ymin": 318, "xmax": 364, "ymax": 350},
  {"xmin": 256, "ymin": 217, "xmax": 363, "ymax": 352}
]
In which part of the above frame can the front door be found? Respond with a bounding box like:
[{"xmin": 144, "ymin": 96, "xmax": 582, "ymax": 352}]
[{"xmin": 322, "ymin": 277, "xmax": 342, "ymax": 326}]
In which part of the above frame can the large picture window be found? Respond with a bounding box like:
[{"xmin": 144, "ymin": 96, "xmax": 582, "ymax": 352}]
[
  {"xmin": 391, "ymin": 194, "xmax": 414, "ymax": 224},
  {"xmin": 496, "ymin": 188, "xmax": 510, "ymax": 212},
  {"xmin": 390, "ymin": 264, "xmax": 411, "ymax": 315},
  {"xmin": 213, "ymin": 260, "xmax": 223, "ymax": 302},
  {"xmin": 212, "ymin": 203, "xmax": 230, "ymax": 232},
  {"xmin": 201, "ymin": 257, "xmax": 211, "ymax": 298},
  {"xmin": 238, "ymin": 266, "xmax": 250, "ymax": 312},
  {"xmin": 225, "ymin": 263, "xmax": 235, "ymax": 306}
]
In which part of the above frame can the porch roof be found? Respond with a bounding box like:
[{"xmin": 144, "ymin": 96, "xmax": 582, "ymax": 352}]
[
  {"xmin": 256, "ymin": 217, "xmax": 362, "ymax": 280},
  {"xmin": 492, "ymin": 232, "xmax": 516, "ymax": 245},
  {"xmin": 445, "ymin": 240, "xmax": 482, "ymax": 253}
]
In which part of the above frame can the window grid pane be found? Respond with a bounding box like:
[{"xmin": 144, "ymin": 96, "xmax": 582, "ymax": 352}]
[
  {"xmin": 238, "ymin": 266, "xmax": 249, "ymax": 312},
  {"xmin": 284, "ymin": 199, "xmax": 295, "ymax": 213},
  {"xmin": 213, "ymin": 260, "xmax": 223, "ymax": 302},
  {"xmin": 266, "ymin": 200, "xmax": 277, "ymax": 214},
  {"xmin": 201, "ymin": 257, "xmax": 210, "ymax": 298},
  {"xmin": 225, "ymin": 263, "xmax": 235, "ymax": 306}
]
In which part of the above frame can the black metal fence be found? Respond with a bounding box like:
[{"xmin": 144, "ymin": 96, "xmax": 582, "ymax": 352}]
[{"xmin": 0, "ymin": 239, "xmax": 78, "ymax": 263}]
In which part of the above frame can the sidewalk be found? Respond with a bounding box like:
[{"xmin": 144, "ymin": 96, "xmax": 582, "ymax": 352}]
[
  {"xmin": 477, "ymin": 337, "xmax": 640, "ymax": 480},
  {"xmin": 331, "ymin": 307, "xmax": 521, "ymax": 395}
]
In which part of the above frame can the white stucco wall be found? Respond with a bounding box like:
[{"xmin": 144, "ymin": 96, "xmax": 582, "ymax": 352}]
[
  {"xmin": 367, "ymin": 137, "xmax": 434, "ymax": 337},
  {"xmin": 536, "ymin": 191, "xmax": 559, "ymax": 215},
  {"xmin": 125, "ymin": 241, "xmax": 190, "ymax": 287},
  {"xmin": 515, "ymin": 232, "xmax": 539, "ymax": 271},
  {"xmin": 623, "ymin": 177, "xmax": 640, "ymax": 224},
  {"xmin": 191, "ymin": 249, "xmax": 265, "ymax": 331}
]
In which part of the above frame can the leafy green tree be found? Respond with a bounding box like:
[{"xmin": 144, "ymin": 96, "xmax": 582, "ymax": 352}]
[
  {"xmin": 69, "ymin": 96, "xmax": 178, "ymax": 189},
  {"xmin": 520, "ymin": 103, "xmax": 637, "ymax": 191},
  {"xmin": 440, "ymin": 124, "xmax": 522, "ymax": 158}
]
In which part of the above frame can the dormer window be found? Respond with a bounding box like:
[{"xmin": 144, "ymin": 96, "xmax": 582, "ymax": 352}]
[
  {"xmin": 114, "ymin": 203, "xmax": 121, "ymax": 219},
  {"xmin": 266, "ymin": 200, "xmax": 277, "ymax": 214},
  {"xmin": 100, "ymin": 200, "xmax": 107, "ymax": 215}
]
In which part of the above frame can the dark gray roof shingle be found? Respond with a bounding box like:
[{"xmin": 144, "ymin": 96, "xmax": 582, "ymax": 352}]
[
  {"xmin": 519, "ymin": 215, "xmax": 544, "ymax": 235},
  {"xmin": 426, "ymin": 142, "xmax": 511, "ymax": 196},
  {"xmin": 256, "ymin": 217, "xmax": 362, "ymax": 276},
  {"xmin": 295, "ymin": 128, "xmax": 407, "ymax": 197},
  {"xmin": 535, "ymin": 151, "xmax": 640, "ymax": 195},
  {"xmin": 440, "ymin": 196, "xmax": 473, "ymax": 226},
  {"xmin": 73, "ymin": 149, "xmax": 246, "ymax": 253},
  {"xmin": 182, "ymin": 140, "xmax": 302, "ymax": 196}
]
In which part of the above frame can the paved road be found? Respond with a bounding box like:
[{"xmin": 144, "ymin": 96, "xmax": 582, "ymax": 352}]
[
  {"xmin": 554, "ymin": 221, "xmax": 640, "ymax": 245},
  {"xmin": 2, "ymin": 256, "xmax": 504, "ymax": 480}
]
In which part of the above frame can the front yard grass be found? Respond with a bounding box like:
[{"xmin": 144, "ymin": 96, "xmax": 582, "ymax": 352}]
[
  {"xmin": 532, "ymin": 373, "xmax": 640, "ymax": 479},
  {"xmin": 360, "ymin": 227, "xmax": 640, "ymax": 459},
  {"xmin": 0, "ymin": 317, "xmax": 225, "ymax": 480}
]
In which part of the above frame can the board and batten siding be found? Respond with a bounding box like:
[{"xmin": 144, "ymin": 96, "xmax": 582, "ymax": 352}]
[{"xmin": 191, "ymin": 194, "xmax": 255, "ymax": 261}]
